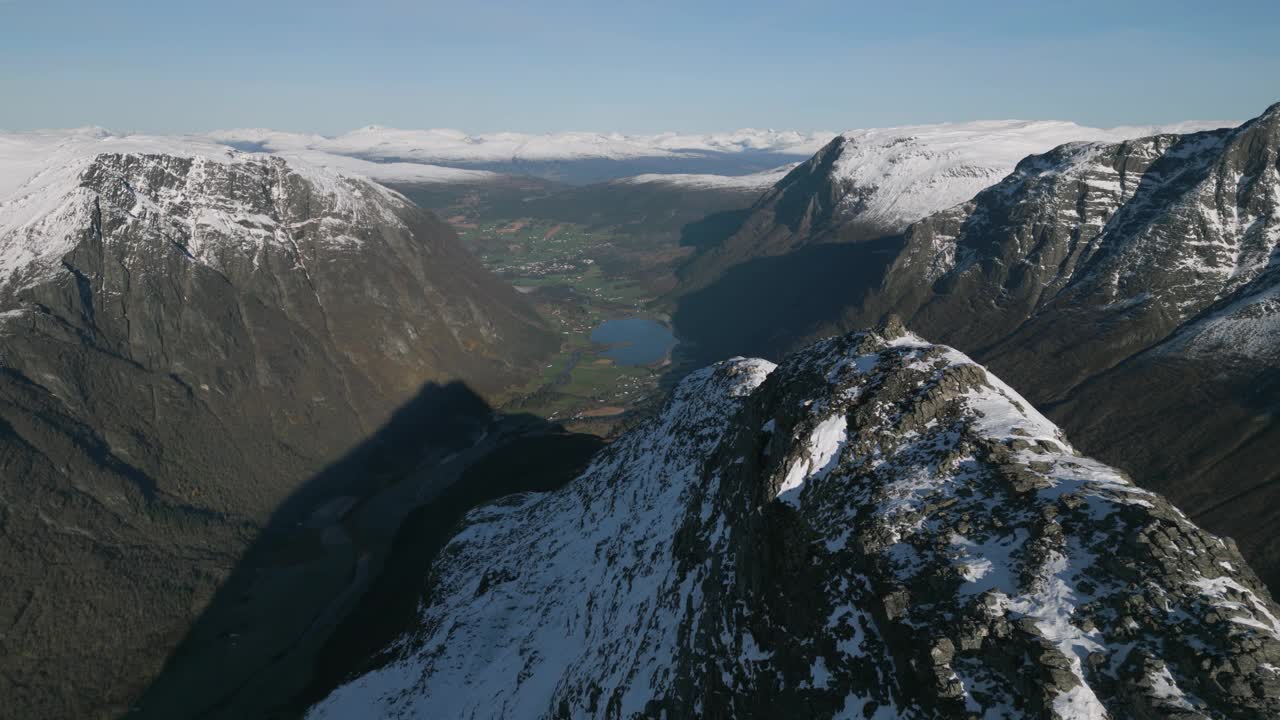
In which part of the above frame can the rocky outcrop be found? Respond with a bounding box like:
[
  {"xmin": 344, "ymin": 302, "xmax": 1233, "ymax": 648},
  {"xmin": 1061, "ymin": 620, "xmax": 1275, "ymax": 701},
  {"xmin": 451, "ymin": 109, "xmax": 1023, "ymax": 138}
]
[
  {"xmin": 311, "ymin": 326, "xmax": 1280, "ymax": 719},
  {"xmin": 0, "ymin": 148, "xmax": 557, "ymax": 718}
]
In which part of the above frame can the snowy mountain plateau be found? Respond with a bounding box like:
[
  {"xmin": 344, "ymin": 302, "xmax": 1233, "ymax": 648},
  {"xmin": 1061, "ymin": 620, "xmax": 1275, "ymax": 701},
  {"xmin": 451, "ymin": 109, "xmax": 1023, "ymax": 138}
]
[{"xmin": 204, "ymin": 127, "xmax": 834, "ymax": 185}]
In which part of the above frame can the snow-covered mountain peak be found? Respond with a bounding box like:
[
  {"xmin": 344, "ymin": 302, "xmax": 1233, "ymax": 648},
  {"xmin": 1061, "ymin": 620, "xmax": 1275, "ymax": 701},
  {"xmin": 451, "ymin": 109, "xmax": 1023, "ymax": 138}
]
[
  {"xmin": 822, "ymin": 118, "xmax": 1237, "ymax": 231},
  {"xmin": 674, "ymin": 117, "xmax": 1242, "ymax": 296},
  {"xmin": 0, "ymin": 134, "xmax": 428, "ymax": 294},
  {"xmin": 310, "ymin": 326, "xmax": 1280, "ymax": 719}
]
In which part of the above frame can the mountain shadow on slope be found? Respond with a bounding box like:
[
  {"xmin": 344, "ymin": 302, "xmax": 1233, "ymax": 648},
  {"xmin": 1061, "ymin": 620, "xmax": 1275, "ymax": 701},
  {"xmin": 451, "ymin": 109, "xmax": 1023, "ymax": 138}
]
[
  {"xmin": 305, "ymin": 327, "xmax": 1280, "ymax": 718},
  {"xmin": 1048, "ymin": 355, "xmax": 1280, "ymax": 592},
  {"xmin": 129, "ymin": 379, "xmax": 604, "ymax": 719},
  {"xmin": 676, "ymin": 208, "xmax": 752, "ymax": 253},
  {"xmin": 669, "ymin": 235, "xmax": 905, "ymax": 372},
  {"xmin": 289, "ymin": 430, "xmax": 605, "ymax": 716}
]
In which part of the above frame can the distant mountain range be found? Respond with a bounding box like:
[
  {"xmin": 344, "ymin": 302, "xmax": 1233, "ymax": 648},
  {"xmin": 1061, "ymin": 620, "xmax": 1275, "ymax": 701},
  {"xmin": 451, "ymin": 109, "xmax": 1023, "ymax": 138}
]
[
  {"xmin": 201, "ymin": 126, "xmax": 833, "ymax": 185},
  {"xmin": 207, "ymin": 125, "xmax": 836, "ymax": 160},
  {"xmin": 5, "ymin": 120, "xmax": 1234, "ymax": 191}
]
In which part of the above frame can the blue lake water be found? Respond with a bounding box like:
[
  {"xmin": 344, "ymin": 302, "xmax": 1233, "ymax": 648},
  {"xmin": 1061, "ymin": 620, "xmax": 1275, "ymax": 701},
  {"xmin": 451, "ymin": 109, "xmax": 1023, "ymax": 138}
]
[{"xmin": 590, "ymin": 318, "xmax": 677, "ymax": 366}]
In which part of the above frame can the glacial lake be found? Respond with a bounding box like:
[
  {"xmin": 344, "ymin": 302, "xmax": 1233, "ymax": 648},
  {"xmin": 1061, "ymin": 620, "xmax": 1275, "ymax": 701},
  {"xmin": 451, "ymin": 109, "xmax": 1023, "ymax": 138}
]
[{"xmin": 590, "ymin": 318, "xmax": 677, "ymax": 366}]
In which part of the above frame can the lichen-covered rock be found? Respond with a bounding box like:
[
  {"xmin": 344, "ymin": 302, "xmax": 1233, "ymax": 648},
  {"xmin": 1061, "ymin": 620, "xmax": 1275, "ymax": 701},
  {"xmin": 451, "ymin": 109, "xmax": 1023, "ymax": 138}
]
[{"xmin": 312, "ymin": 324, "xmax": 1280, "ymax": 719}]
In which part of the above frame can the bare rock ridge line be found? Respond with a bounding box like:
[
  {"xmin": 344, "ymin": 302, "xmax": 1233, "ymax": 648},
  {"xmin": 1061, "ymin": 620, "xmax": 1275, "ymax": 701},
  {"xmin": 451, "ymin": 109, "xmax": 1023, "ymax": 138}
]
[{"xmin": 311, "ymin": 324, "xmax": 1280, "ymax": 719}]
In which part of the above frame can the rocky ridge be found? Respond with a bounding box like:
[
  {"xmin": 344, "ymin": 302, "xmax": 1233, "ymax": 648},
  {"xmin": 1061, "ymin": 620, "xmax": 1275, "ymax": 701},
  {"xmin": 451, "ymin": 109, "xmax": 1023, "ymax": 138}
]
[{"xmin": 310, "ymin": 325, "xmax": 1280, "ymax": 719}]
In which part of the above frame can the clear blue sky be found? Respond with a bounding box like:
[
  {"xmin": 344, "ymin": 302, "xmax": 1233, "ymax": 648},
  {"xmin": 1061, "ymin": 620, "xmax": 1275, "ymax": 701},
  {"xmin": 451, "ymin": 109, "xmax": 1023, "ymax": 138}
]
[{"xmin": 2, "ymin": 0, "xmax": 1278, "ymax": 134}]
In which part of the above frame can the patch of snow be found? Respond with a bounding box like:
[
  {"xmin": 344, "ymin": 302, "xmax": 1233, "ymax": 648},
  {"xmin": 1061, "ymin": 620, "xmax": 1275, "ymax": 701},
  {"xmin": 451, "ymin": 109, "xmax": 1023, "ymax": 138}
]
[
  {"xmin": 616, "ymin": 163, "xmax": 800, "ymax": 190},
  {"xmin": 1190, "ymin": 575, "xmax": 1280, "ymax": 640},
  {"xmin": 1148, "ymin": 665, "xmax": 1197, "ymax": 711},
  {"xmin": 777, "ymin": 413, "xmax": 847, "ymax": 506},
  {"xmin": 309, "ymin": 357, "xmax": 777, "ymax": 719},
  {"xmin": 809, "ymin": 656, "xmax": 832, "ymax": 690}
]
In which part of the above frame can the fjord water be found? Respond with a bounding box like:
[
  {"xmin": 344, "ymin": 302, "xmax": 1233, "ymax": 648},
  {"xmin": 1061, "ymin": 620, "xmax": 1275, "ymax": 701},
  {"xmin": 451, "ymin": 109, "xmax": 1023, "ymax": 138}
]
[{"xmin": 590, "ymin": 318, "xmax": 677, "ymax": 365}]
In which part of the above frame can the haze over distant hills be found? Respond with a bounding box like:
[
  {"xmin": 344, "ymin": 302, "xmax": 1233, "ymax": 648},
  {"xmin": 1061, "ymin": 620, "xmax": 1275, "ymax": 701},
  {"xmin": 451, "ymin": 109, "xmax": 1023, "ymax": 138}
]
[
  {"xmin": 205, "ymin": 121, "xmax": 1237, "ymax": 186},
  {"xmin": 4, "ymin": 119, "xmax": 1235, "ymax": 193},
  {"xmin": 203, "ymin": 126, "xmax": 836, "ymax": 184}
]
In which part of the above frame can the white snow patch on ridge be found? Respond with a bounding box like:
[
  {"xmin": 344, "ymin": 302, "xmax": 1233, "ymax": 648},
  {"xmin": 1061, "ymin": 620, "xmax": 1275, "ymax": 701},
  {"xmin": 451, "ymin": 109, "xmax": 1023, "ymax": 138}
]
[
  {"xmin": 309, "ymin": 357, "xmax": 776, "ymax": 720},
  {"xmin": 777, "ymin": 413, "xmax": 847, "ymax": 506},
  {"xmin": 305, "ymin": 327, "xmax": 1280, "ymax": 718},
  {"xmin": 1164, "ymin": 275, "xmax": 1280, "ymax": 360}
]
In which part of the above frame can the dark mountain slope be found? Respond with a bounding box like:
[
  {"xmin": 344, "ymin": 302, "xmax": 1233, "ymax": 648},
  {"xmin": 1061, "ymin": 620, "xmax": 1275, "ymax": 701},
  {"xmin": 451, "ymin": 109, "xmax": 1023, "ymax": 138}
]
[{"xmin": 0, "ymin": 149, "xmax": 557, "ymax": 718}]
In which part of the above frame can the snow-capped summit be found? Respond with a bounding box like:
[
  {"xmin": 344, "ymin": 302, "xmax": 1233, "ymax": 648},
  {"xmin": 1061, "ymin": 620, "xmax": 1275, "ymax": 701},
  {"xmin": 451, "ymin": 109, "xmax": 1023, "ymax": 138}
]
[
  {"xmin": 882, "ymin": 103, "xmax": 1279, "ymax": 378},
  {"xmin": 0, "ymin": 133, "xmax": 387, "ymax": 292},
  {"xmin": 309, "ymin": 326, "xmax": 1280, "ymax": 719},
  {"xmin": 673, "ymin": 118, "xmax": 1235, "ymax": 294},
  {"xmin": 828, "ymin": 120, "xmax": 1174, "ymax": 230}
]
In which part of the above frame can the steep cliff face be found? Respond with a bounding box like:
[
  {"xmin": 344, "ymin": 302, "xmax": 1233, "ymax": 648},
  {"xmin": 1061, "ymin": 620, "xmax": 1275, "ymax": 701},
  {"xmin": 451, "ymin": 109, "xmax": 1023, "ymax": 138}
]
[
  {"xmin": 0, "ymin": 145, "xmax": 556, "ymax": 717},
  {"xmin": 890, "ymin": 104, "xmax": 1279, "ymax": 397},
  {"xmin": 311, "ymin": 326, "xmax": 1280, "ymax": 719}
]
